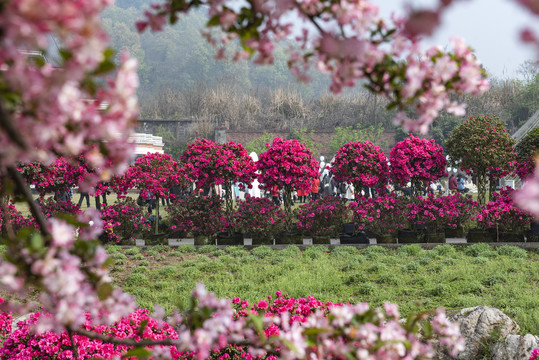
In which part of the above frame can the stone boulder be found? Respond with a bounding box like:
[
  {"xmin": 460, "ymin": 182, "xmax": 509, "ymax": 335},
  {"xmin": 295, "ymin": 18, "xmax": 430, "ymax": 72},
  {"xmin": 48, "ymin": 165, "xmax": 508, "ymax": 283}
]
[
  {"xmin": 492, "ymin": 334, "xmax": 539, "ymax": 360},
  {"xmin": 436, "ymin": 305, "xmax": 520, "ymax": 359}
]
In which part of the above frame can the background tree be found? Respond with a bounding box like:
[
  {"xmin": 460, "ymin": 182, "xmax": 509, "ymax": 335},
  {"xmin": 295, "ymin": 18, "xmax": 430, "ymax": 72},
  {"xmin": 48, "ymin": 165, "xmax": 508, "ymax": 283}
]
[{"xmin": 445, "ymin": 115, "xmax": 516, "ymax": 205}]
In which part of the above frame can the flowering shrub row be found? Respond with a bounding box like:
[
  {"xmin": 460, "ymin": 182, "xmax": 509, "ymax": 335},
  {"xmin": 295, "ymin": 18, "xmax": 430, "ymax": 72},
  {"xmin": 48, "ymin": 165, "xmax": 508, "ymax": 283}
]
[
  {"xmin": 0, "ymin": 287, "xmax": 464, "ymax": 360},
  {"xmin": 100, "ymin": 198, "xmax": 151, "ymax": 243},
  {"xmin": 296, "ymin": 196, "xmax": 348, "ymax": 236}
]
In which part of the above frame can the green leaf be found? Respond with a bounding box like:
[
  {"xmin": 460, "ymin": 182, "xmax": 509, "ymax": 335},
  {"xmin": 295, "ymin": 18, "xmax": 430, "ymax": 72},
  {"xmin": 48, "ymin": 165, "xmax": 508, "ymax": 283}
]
[
  {"xmin": 30, "ymin": 233, "xmax": 43, "ymax": 250},
  {"xmin": 97, "ymin": 282, "xmax": 113, "ymax": 301},
  {"xmin": 121, "ymin": 347, "xmax": 152, "ymax": 359}
]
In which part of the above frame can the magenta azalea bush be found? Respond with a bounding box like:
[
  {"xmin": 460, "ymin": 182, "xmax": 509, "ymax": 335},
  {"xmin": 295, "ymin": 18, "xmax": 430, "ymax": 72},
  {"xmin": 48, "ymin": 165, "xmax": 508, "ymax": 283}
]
[
  {"xmin": 296, "ymin": 197, "xmax": 348, "ymax": 237},
  {"xmin": 0, "ymin": 287, "xmax": 464, "ymax": 360},
  {"xmin": 405, "ymin": 195, "xmax": 460, "ymax": 233},
  {"xmin": 0, "ymin": 202, "xmax": 36, "ymax": 236},
  {"xmin": 233, "ymin": 196, "xmax": 285, "ymax": 239},
  {"xmin": 475, "ymin": 188, "xmax": 533, "ymax": 233},
  {"xmin": 330, "ymin": 141, "xmax": 389, "ymax": 191},
  {"xmin": 0, "ymin": 309, "xmax": 182, "ymax": 360},
  {"xmin": 100, "ymin": 198, "xmax": 151, "ymax": 243},
  {"xmin": 0, "ymin": 297, "xmax": 12, "ymax": 341},
  {"xmin": 167, "ymin": 195, "xmax": 225, "ymax": 237},
  {"xmin": 38, "ymin": 197, "xmax": 81, "ymax": 218},
  {"xmin": 350, "ymin": 194, "xmax": 406, "ymax": 236},
  {"xmin": 389, "ymin": 135, "xmax": 447, "ymax": 193},
  {"xmin": 437, "ymin": 194, "xmax": 479, "ymax": 229},
  {"xmin": 530, "ymin": 348, "xmax": 539, "ymax": 360}
]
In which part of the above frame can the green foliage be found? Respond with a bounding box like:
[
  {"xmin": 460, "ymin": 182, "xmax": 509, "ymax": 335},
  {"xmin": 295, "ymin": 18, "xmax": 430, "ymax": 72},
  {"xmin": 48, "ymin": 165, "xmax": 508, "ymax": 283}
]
[
  {"xmin": 176, "ymin": 245, "xmax": 197, "ymax": 253},
  {"xmin": 244, "ymin": 132, "xmax": 275, "ymax": 156},
  {"xmin": 125, "ymin": 247, "xmax": 140, "ymax": 255},
  {"xmin": 397, "ymin": 244, "xmax": 424, "ymax": 257},
  {"xmin": 252, "ymin": 246, "xmax": 273, "ymax": 258},
  {"xmin": 497, "ymin": 245, "xmax": 527, "ymax": 258},
  {"xmin": 125, "ymin": 273, "xmax": 149, "ymax": 287},
  {"xmin": 329, "ymin": 124, "xmax": 384, "ymax": 156},
  {"xmin": 515, "ymin": 126, "xmax": 539, "ymax": 178},
  {"xmin": 289, "ymin": 129, "xmax": 320, "ymax": 157},
  {"xmin": 106, "ymin": 245, "xmax": 122, "ymax": 254},
  {"xmin": 198, "ymin": 245, "xmax": 217, "ymax": 253}
]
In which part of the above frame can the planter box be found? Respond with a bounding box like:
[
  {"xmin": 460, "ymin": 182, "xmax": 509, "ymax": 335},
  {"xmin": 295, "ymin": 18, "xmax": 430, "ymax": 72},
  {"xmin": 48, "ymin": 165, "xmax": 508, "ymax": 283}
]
[
  {"xmin": 144, "ymin": 233, "xmax": 168, "ymax": 245},
  {"xmin": 275, "ymin": 231, "xmax": 303, "ymax": 245},
  {"xmin": 375, "ymin": 234, "xmax": 396, "ymax": 244},
  {"xmin": 216, "ymin": 232, "xmax": 244, "ymax": 246},
  {"xmin": 312, "ymin": 235, "xmax": 331, "ymax": 245},
  {"xmin": 425, "ymin": 232, "xmax": 446, "ymax": 244},
  {"xmin": 194, "ymin": 235, "xmax": 213, "ymax": 246},
  {"xmin": 398, "ymin": 230, "xmax": 422, "ymax": 243},
  {"xmin": 444, "ymin": 226, "xmax": 464, "ymax": 238},
  {"xmin": 466, "ymin": 229, "xmax": 491, "ymax": 243},
  {"xmin": 340, "ymin": 232, "xmax": 369, "ymax": 244}
]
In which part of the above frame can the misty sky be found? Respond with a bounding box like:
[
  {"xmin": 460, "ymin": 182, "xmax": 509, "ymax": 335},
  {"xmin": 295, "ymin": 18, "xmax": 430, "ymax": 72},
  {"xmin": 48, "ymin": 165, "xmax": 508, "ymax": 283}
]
[{"xmin": 375, "ymin": 0, "xmax": 538, "ymax": 79}]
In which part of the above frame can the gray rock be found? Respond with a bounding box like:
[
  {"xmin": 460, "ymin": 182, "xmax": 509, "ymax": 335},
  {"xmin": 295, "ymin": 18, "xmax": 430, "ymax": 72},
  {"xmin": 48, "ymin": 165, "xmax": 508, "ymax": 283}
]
[
  {"xmin": 439, "ymin": 306, "xmax": 520, "ymax": 359},
  {"xmin": 492, "ymin": 334, "xmax": 539, "ymax": 360}
]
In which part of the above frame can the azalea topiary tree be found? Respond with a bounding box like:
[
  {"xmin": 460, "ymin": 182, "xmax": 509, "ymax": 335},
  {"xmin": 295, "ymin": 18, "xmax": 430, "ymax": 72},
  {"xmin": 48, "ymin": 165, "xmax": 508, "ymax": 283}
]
[
  {"xmin": 181, "ymin": 138, "xmax": 256, "ymax": 233},
  {"xmin": 446, "ymin": 115, "xmax": 516, "ymax": 206},
  {"xmin": 18, "ymin": 157, "xmax": 83, "ymax": 198},
  {"xmin": 330, "ymin": 141, "xmax": 389, "ymax": 196},
  {"xmin": 257, "ymin": 138, "xmax": 319, "ymax": 230},
  {"xmin": 516, "ymin": 126, "xmax": 539, "ymax": 180},
  {"xmin": 389, "ymin": 135, "xmax": 447, "ymax": 198},
  {"xmin": 126, "ymin": 152, "xmax": 186, "ymax": 234}
]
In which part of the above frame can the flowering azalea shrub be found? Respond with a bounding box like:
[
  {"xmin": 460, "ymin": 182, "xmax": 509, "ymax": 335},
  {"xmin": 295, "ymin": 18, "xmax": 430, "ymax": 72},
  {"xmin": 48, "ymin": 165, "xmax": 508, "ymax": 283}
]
[
  {"xmin": 233, "ymin": 196, "xmax": 285, "ymax": 239},
  {"xmin": 0, "ymin": 286, "xmax": 464, "ymax": 360},
  {"xmin": 0, "ymin": 297, "xmax": 12, "ymax": 341},
  {"xmin": 475, "ymin": 188, "xmax": 533, "ymax": 233},
  {"xmin": 530, "ymin": 348, "xmax": 539, "ymax": 360},
  {"xmin": 296, "ymin": 197, "xmax": 348, "ymax": 237},
  {"xmin": 167, "ymin": 195, "xmax": 225, "ymax": 237},
  {"xmin": 437, "ymin": 194, "xmax": 479, "ymax": 229},
  {"xmin": 257, "ymin": 138, "xmax": 318, "ymax": 229},
  {"xmin": 0, "ymin": 202, "xmax": 36, "ymax": 235},
  {"xmin": 38, "ymin": 197, "xmax": 81, "ymax": 218},
  {"xmin": 350, "ymin": 194, "xmax": 406, "ymax": 236},
  {"xmin": 389, "ymin": 135, "xmax": 446, "ymax": 195},
  {"xmin": 405, "ymin": 195, "xmax": 459, "ymax": 233},
  {"xmin": 100, "ymin": 198, "xmax": 151, "ymax": 243},
  {"xmin": 330, "ymin": 141, "xmax": 389, "ymax": 191},
  {"xmin": 18, "ymin": 158, "xmax": 83, "ymax": 196},
  {"xmin": 0, "ymin": 309, "xmax": 182, "ymax": 360}
]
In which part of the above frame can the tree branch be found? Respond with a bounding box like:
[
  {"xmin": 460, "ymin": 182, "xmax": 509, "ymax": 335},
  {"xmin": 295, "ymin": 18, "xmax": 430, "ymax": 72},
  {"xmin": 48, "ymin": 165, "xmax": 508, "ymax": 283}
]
[
  {"xmin": 7, "ymin": 166, "xmax": 49, "ymax": 236},
  {"xmin": 0, "ymin": 101, "xmax": 28, "ymax": 150}
]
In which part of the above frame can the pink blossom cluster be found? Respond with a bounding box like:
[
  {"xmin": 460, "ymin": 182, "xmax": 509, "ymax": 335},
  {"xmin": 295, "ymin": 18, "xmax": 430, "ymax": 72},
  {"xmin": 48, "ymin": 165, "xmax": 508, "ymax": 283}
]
[
  {"xmin": 389, "ymin": 135, "xmax": 447, "ymax": 186},
  {"xmin": 476, "ymin": 188, "xmax": 533, "ymax": 233},
  {"xmin": 256, "ymin": 138, "xmax": 318, "ymax": 193},
  {"xmin": 100, "ymin": 198, "xmax": 151, "ymax": 243},
  {"xmin": 182, "ymin": 138, "xmax": 256, "ymax": 191},
  {"xmin": 330, "ymin": 141, "xmax": 389, "ymax": 189},
  {"xmin": 0, "ymin": 0, "xmax": 138, "ymax": 184},
  {"xmin": 296, "ymin": 196, "xmax": 349, "ymax": 236},
  {"xmin": 0, "ymin": 209, "xmax": 137, "ymax": 334},
  {"xmin": 436, "ymin": 193, "xmax": 479, "ymax": 228},
  {"xmin": 233, "ymin": 196, "xmax": 286, "ymax": 239},
  {"xmin": 18, "ymin": 158, "xmax": 83, "ymax": 196},
  {"xmin": 137, "ymin": 1, "xmax": 489, "ymax": 133},
  {"xmin": 350, "ymin": 194, "xmax": 406, "ymax": 236},
  {"xmin": 529, "ymin": 348, "xmax": 539, "ymax": 360}
]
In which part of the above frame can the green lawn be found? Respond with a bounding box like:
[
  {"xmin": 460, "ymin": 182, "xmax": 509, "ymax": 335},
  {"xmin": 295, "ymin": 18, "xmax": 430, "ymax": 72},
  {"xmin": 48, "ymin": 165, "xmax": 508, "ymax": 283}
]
[{"xmin": 102, "ymin": 243, "xmax": 539, "ymax": 335}]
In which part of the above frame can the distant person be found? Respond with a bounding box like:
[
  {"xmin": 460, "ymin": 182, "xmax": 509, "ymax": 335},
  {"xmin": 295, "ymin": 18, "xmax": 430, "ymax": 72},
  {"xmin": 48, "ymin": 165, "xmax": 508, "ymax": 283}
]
[
  {"xmin": 457, "ymin": 176, "xmax": 469, "ymax": 193},
  {"xmin": 448, "ymin": 174, "xmax": 458, "ymax": 193},
  {"xmin": 311, "ymin": 177, "xmax": 320, "ymax": 200},
  {"xmin": 78, "ymin": 191, "xmax": 90, "ymax": 207}
]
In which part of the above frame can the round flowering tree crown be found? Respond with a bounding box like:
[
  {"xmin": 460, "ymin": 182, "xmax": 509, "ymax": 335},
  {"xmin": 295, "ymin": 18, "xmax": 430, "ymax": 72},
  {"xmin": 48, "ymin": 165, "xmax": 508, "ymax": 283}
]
[
  {"xmin": 445, "ymin": 115, "xmax": 516, "ymax": 205},
  {"xmin": 257, "ymin": 138, "xmax": 319, "ymax": 229},
  {"xmin": 389, "ymin": 135, "xmax": 447, "ymax": 196},
  {"xmin": 181, "ymin": 138, "xmax": 256, "ymax": 231},
  {"xmin": 126, "ymin": 152, "xmax": 185, "ymax": 234},
  {"xmin": 330, "ymin": 141, "xmax": 389, "ymax": 193}
]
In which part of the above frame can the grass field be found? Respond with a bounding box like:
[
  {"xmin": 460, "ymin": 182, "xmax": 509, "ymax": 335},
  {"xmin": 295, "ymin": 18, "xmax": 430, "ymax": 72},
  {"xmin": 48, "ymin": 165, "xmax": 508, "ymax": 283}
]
[{"xmin": 98, "ymin": 243, "xmax": 539, "ymax": 335}]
